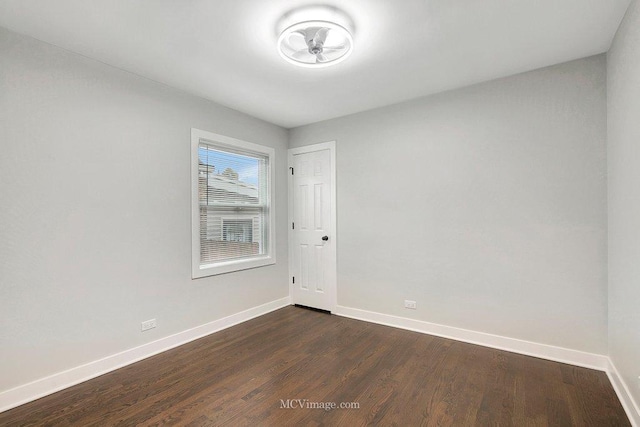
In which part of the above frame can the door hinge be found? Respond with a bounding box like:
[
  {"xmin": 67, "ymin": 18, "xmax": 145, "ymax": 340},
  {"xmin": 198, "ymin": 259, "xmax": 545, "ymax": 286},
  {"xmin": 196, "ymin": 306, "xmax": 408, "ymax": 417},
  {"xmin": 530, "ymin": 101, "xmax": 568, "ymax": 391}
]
[
  {"xmin": 289, "ymin": 167, "xmax": 294, "ymax": 175},
  {"xmin": 292, "ymin": 276, "xmax": 295, "ymax": 284},
  {"xmin": 292, "ymin": 222, "xmax": 295, "ymax": 230}
]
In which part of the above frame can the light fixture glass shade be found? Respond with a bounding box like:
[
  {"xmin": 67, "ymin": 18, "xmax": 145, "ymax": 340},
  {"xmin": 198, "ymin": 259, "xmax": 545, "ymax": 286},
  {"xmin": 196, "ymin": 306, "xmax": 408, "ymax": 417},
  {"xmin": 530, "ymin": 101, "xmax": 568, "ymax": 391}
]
[{"xmin": 278, "ymin": 20, "xmax": 353, "ymax": 68}]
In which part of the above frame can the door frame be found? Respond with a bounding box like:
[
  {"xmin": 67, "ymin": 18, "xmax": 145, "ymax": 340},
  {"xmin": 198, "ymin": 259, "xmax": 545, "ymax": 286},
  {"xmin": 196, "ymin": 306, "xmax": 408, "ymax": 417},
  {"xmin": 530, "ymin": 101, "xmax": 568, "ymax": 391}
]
[{"xmin": 288, "ymin": 141, "xmax": 337, "ymax": 312}]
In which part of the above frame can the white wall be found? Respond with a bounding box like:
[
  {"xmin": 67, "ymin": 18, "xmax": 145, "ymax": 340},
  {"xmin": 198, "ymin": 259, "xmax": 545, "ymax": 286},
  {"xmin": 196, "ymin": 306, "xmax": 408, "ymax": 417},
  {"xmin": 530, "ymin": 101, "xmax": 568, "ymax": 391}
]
[
  {"xmin": 290, "ymin": 56, "xmax": 608, "ymax": 354},
  {"xmin": 608, "ymin": 0, "xmax": 640, "ymax": 408},
  {"xmin": 0, "ymin": 27, "xmax": 288, "ymax": 392}
]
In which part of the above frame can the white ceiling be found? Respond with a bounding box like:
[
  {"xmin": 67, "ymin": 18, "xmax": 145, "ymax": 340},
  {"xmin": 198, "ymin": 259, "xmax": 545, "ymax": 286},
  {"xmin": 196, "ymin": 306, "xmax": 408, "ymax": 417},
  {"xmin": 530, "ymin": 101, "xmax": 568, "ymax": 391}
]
[{"xmin": 0, "ymin": 0, "xmax": 631, "ymax": 128}]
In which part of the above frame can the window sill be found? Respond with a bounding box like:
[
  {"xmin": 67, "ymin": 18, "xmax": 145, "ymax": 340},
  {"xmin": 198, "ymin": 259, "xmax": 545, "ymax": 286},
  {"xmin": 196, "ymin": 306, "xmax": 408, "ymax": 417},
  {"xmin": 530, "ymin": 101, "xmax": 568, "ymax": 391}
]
[{"xmin": 192, "ymin": 255, "xmax": 276, "ymax": 278}]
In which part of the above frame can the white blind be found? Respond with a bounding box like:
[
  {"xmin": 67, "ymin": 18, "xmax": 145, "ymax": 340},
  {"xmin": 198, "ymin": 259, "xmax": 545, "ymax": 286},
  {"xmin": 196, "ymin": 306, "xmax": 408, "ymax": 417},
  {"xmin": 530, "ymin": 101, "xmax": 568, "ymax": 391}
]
[{"xmin": 198, "ymin": 142, "xmax": 269, "ymax": 264}]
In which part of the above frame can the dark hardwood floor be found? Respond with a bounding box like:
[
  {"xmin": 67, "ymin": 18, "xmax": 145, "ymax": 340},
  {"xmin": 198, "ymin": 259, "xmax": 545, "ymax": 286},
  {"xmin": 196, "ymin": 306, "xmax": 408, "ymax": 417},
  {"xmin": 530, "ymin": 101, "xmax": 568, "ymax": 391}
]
[{"xmin": 0, "ymin": 306, "xmax": 630, "ymax": 426}]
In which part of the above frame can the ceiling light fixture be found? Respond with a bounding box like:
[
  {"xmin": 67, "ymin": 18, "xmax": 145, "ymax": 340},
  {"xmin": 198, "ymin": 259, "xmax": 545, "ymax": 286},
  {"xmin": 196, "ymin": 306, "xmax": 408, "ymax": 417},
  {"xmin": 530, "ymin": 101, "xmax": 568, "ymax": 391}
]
[{"xmin": 278, "ymin": 20, "xmax": 353, "ymax": 68}]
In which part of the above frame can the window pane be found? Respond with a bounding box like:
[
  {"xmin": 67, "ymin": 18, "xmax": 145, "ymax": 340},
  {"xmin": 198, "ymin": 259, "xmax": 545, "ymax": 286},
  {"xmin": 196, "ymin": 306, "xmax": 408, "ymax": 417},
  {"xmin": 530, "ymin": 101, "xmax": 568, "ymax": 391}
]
[
  {"xmin": 198, "ymin": 142, "xmax": 268, "ymax": 264},
  {"xmin": 223, "ymin": 219, "xmax": 253, "ymax": 243}
]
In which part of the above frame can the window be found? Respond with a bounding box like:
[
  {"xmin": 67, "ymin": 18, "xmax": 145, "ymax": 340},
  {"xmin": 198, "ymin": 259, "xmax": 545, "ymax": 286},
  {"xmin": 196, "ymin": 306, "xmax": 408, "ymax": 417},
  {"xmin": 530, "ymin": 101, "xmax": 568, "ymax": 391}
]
[
  {"xmin": 191, "ymin": 128, "xmax": 275, "ymax": 278},
  {"xmin": 222, "ymin": 219, "xmax": 254, "ymax": 243}
]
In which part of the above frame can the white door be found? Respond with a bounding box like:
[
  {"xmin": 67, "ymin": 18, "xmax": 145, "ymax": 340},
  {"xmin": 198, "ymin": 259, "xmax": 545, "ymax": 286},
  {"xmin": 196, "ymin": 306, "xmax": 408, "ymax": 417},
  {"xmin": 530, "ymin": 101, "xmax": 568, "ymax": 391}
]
[{"xmin": 289, "ymin": 142, "xmax": 336, "ymax": 312}]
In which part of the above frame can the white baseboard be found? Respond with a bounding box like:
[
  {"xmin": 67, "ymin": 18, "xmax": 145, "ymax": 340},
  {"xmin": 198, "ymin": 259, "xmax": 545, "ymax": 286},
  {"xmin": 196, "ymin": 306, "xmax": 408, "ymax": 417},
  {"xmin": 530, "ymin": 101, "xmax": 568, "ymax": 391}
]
[
  {"xmin": 334, "ymin": 305, "xmax": 609, "ymax": 371},
  {"xmin": 0, "ymin": 296, "xmax": 292, "ymax": 414},
  {"xmin": 607, "ymin": 359, "xmax": 640, "ymax": 427}
]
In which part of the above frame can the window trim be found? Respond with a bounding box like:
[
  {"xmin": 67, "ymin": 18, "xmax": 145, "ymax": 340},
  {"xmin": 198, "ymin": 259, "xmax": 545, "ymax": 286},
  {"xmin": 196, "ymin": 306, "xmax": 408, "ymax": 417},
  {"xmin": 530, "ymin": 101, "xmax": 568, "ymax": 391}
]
[{"xmin": 191, "ymin": 128, "xmax": 276, "ymax": 278}]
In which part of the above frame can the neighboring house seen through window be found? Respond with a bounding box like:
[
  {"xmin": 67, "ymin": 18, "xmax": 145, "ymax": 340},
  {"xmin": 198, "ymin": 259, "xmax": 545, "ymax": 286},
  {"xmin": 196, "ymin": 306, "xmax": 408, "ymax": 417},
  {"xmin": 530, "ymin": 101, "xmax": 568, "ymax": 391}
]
[
  {"xmin": 191, "ymin": 128, "xmax": 275, "ymax": 278},
  {"xmin": 222, "ymin": 219, "xmax": 254, "ymax": 244}
]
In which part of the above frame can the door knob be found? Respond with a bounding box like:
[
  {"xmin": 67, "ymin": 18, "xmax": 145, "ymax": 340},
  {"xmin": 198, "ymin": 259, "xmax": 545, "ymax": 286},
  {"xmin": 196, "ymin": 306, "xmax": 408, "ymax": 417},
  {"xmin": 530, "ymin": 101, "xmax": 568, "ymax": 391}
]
[{"xmin": 322, "ymin": 236, "xmax": 329, "ymax": 241}]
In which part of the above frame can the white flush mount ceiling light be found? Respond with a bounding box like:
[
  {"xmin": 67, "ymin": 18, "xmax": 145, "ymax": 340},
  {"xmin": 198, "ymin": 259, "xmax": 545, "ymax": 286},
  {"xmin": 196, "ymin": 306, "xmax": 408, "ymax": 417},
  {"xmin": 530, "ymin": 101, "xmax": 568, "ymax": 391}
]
[{"xmin": 278, "ymin": 20, "xmax": 353, "ymax": 68}]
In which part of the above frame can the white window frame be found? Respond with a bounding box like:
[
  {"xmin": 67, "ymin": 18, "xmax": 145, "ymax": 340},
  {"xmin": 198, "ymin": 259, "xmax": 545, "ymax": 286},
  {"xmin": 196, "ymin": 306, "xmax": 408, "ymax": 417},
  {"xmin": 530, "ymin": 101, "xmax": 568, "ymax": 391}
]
[{"xmin": 191, "ymin": 128, "xmax": 276, "ymax": 278}]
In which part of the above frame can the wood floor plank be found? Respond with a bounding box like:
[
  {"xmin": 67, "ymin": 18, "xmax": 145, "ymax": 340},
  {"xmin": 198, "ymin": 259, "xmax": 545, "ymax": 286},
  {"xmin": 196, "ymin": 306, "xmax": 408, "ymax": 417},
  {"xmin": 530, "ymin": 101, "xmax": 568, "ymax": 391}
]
[{"xmin": 0, "ymin": 306, "xmax": 630, "ymax": 426}]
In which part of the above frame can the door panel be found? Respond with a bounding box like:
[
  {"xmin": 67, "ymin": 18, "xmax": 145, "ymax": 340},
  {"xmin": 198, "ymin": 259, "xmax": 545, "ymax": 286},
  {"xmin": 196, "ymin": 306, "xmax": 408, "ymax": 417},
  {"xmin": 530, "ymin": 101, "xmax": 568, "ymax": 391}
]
[{"xmin": 290, "ymin": 147, "xmax": 334, "ymax": 311}]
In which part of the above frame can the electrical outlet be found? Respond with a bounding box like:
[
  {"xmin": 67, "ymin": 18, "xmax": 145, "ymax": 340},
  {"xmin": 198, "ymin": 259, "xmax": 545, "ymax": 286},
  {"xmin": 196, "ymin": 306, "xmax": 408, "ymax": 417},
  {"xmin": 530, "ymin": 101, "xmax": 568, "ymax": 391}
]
[
  {"xmin": 141, "ymin": 319, "xmax": 156, "ymax": 332},
  {"xmin": 404, "ymin": 300, "xmax": 417, "ymax": 310}
]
